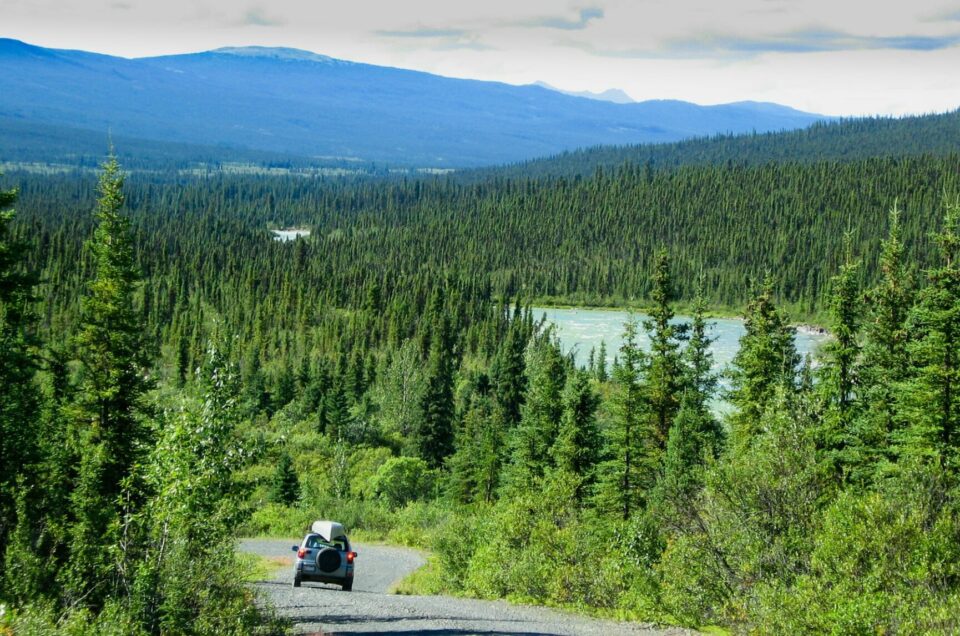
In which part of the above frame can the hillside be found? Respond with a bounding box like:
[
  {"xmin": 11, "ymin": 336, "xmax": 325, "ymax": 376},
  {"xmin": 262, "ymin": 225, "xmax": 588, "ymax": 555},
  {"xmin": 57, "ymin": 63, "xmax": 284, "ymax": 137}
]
[
  {"xmin": 0, "ymin": 38, "xmax": 826, "ymax": 168},
  {"xmin": 474, "ymin": 108, "xmax": 960, "ymax": 179}
]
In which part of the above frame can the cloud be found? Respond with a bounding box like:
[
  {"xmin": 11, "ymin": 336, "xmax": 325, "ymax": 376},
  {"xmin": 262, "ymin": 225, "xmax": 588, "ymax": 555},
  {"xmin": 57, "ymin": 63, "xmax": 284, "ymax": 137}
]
[
  {"xmin": 568, "ymin": 26, "xmax": 960, "ymax": 60},
  {"xmin": 376, "ymin": 25, "xmax": 493, "ymax": 52},
  {"xmin": 242, "ymin": 6, "xmax": 284, "ymax": 27},
  {"xmin": 515, "ymin": 7, "xmax": 603, "ymax": 30},
  {"xmin": 434, "ymin": 39, "xmax": 495, "ymax": 51},
  {"xmin": 377, "ymin": 27, "xmax": 470, "ymax": 39}
]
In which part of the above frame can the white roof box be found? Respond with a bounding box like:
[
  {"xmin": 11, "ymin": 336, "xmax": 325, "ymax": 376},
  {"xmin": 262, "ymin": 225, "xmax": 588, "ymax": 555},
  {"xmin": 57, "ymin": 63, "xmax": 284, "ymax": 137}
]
[{"xmin": 310, "ymin": 520, "xmax": 347, "ymax": 542}]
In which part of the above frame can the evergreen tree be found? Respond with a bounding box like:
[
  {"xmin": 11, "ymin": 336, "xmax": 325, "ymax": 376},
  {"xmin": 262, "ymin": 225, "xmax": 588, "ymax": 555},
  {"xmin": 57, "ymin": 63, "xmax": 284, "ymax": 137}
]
[
  {"xmin": 550, "ymin": 370, "xmax": 601, "ymax": 501},
  {"xmin": 596, "ymin": 340, "xmax": 609, "ymax": 382},
  {"xmin": 502, "ymin": 334, "xmax": 567, "ymax": 491},
  {"xmin": 416, "ymin": 313, "xmax": 455, "ymax": 468},
  {"xmin": 269, "ymin": 453, "xmax": 301, "ymax": 505},
  {"xmin": 653, "ymin": 391, "xmax": 719, "ymax": 531},
  {"xmin": 899, "ymin": 197, "xmax": 960, "ymax": 463},
  {"xmin": 0, "ymin": 180, "xmax": 40, "ymax": 581},
  {"xmin": 323, "ymin": 381, "xmax": 350, "ymax": 438},
  {"xmin": 595, "ymin": 317, "xmax": 649, "ymax": 519},
  {"xmin": 854, "ymin": 207, "xmax": 912, "ymax": 477},
  {"xmin": 644, "ymin": 250, "xmax": 688, "ymax": 450},
  {"xmin": 726, "ymin": 279, "xmax": 800, "ymax": 445},
  {"xmin": 684, "ymin": 285, "xmax": 718, "ymax": 412},
  {"xmin": 271, "ymin": 360, "xmax": 296, "ymax": 411},
  {"xmin": 66, "ymin": 156, "xmax": 152, "ymax": 606},
  {"xmin": 490, "ymin": 316, "xmax": 527, "ymax": 429},
  {"xmin": 818, "ymin": 236, "xmax": 862, "ymax": 478}
]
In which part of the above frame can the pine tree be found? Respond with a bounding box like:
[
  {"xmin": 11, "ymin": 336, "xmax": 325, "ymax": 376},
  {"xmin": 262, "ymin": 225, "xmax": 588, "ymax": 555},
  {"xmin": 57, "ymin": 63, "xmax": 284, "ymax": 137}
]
[
  {"xmin": 67, "ymin": 155, "xmax": 152, "ymax": 606},
  {"xmin": 0, "ymin": 180, "xmax": 40, "ymax": 580},
  {"xmin": 726, "ymin": 279, "xmax": 799, "ymax": 445},
  {"xmin": 596, "ymin": 340, "xmax": 609, "ymax": 382},
  {"xmin": 269, "ymin": 453, "xmax": 301, "ymax": 505},
  {"xmin": 644, "ymin": 250, "xmax": 687, "ymax": 450},
  {"xmin": 595, "ymin": 317, "xmax": 649, "ymax": 520},
  {"xmin": 684, "ymin": 284, "xmax": 718, "ymax": 412},
  {"xmin": 550, "ymin": 370, "xmax": 600, "ymax": 501},
  {"xmin": 898, "ymin": 197, "xmax": 960, "ymax": 463},
  {"xmin": 854, "ymin": 206, "xmax": 912, "ymax": 477},
  {"xmin": 502, "ymin": 334, "xmax": 567, "ymax": 492},
  {"xmin": 416, "ymin": 312, "xmax": 455, "ymax": 468},
  {"xmin": 818, "ymin": 236, "xmax": 862, "ymax": 478}
]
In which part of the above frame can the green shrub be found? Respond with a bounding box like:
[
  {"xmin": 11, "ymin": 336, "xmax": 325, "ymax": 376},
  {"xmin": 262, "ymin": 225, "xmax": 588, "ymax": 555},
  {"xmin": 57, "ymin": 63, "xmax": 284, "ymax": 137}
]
[{"xmin": 370, "ymin": 457, "xmax": 436, "ymax": 508}]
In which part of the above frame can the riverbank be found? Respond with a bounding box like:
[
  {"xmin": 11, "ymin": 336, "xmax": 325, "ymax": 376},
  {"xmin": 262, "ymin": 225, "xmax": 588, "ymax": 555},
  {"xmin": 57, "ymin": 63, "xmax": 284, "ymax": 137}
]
[{"xmin": 528, "ymin": 296, "xmax": 830, "ymax": 331}]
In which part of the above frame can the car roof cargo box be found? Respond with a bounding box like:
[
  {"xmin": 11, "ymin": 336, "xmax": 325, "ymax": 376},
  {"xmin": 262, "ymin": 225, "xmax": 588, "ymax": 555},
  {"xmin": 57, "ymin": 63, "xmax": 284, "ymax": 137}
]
[{"xmin": 310, "ymin": 520, "xmax": 347, "ymax": 542}]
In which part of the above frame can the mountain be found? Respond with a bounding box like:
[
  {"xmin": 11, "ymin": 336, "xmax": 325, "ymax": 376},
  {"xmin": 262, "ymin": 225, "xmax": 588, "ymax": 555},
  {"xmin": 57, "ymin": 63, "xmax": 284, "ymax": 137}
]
[
  {"xmin": 469, "ymin": 108, "xmax": 960, "ymax": 180},
  {"xmin": 0, "ymin": 38, "xmax": 828, "ymax": 168},
  {"xmin": 533, "ymin": 81, "xmax": 635, "ymax": 104}
]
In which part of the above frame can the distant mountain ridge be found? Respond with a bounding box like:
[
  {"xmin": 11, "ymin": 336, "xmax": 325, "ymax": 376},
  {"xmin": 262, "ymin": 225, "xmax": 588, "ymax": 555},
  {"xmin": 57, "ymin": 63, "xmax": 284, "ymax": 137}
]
[
  {"xmin": 533, "ymin": 81, "xmax": 635, "ymax": 104},
  {"xmin": 0, "ymin": 38, "xmax": 828, "ymax": 167}
]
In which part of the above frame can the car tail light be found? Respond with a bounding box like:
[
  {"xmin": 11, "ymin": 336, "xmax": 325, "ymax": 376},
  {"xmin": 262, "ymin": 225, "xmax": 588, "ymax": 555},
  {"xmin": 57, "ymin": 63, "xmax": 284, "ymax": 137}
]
[
  {"xmin": 347, "ymin": 551, "xmax": 356, "ymax": 564},
  {"xmin": 297, "ymin": 548, "xmax": 307, "ymax": 558}
]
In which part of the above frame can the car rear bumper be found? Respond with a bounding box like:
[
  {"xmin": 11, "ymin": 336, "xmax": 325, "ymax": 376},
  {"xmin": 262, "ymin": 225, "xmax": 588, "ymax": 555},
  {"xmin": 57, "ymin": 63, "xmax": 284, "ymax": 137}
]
[{"xmin": 296, "ymin": 562, "xmax": 353, "ymax": 584}]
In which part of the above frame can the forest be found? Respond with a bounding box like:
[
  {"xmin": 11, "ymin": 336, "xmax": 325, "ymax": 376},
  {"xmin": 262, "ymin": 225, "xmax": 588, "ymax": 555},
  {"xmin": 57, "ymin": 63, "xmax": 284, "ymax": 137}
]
[
  {"xmin": 481, "ymin": 108, "xmax": 960, "ymax": 180},
  {"xmin": 1, "ymin": 147, "xmax": 960, "ymax": 633}
]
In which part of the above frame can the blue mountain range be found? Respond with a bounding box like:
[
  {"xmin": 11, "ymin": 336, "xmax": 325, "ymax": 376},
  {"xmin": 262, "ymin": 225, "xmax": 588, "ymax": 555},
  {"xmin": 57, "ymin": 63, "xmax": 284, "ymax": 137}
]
[{"xmin": 0, "ymin": 38, "xmax": 828, "ymax": 167}]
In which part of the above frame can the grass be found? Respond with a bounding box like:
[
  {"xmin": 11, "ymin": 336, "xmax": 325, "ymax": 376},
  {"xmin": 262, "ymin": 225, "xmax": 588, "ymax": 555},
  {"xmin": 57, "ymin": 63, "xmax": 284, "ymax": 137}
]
[
  {"xmin": 236, "ymin": 550, "xmax": 294, "ymax": 583},
  {"xmin": 389, "ymin": 555, "xmax": 449, "ymax": 596}
]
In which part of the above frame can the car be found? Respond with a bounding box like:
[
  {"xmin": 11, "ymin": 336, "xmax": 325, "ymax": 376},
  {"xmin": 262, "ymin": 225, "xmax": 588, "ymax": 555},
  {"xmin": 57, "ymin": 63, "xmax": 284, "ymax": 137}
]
[{"xmin": 291, "ymin": 520, "xmax": 357, "ymax": 591}]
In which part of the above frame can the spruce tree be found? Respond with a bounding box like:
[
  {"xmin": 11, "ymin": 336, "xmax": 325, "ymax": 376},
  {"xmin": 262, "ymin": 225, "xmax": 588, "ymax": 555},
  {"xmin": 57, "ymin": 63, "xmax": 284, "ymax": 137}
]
[
  {"xmin": 596, "ymin": 340, "xmax": 609, "ymax": 382},
  {"xmin": 491, "ymin": 316, "xmax": 527, "ymax": 429},
  {"xmin": 854, "ymin": 206, "xmax": 912, "ymax": 477},
  {"xmin": 654, "ymin": 391, "xmax": 718, "ymax": 531},
  {"xmin": 0, "ymin": 180, "xmax": 40, "ymax": 579},
  {"xmin": 727, "ymin": 279, "xmax": 799, "ymax": 445},
  {"xmin": 269, "ymin": 453, "xmax": 301, "ymax": 505},
  {"xmin": 899, "ymin": 198, "xmax": 960, "ymax": 463},
  {"xmin": 501, "ymin": 334, "xmax": 567, "ymax": 493},
  {"xmin": 818, "ymin": 236, "xmax": 862, "ymax": 478},
  {"xmin": 595, "ymin": 317, "xmax": 649, "ymax": 520},
  {"xmin": 550, "ymin": 370, "xmax": 600, "ymax": 501},
  {"xmin": 68, "ymin": 155, "xmax": 152, "ymax": 606},
  {"xmin": 644, "ymin": 250, "xmax": 687, "ymax": 450},
  {"xmin": 416, "ymin": 312, "xmax": 455, "ymax": 468},
  {"xmin": 683, "ymin": 284, "xmax": 718, "ymax": 413}
]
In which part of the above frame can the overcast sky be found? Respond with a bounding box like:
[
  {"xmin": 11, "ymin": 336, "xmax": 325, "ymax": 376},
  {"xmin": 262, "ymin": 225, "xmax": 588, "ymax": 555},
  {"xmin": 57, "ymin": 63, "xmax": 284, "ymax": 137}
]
[{"xmin": 5, "ymin": 0, "xmax": 960, "ymax": 116}]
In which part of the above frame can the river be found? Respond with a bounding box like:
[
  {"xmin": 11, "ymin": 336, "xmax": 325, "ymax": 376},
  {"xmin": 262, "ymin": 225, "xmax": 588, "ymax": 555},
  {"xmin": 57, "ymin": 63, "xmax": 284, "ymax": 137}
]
[{"xmin": 534, "ymin": 307, "xmax": 829, "ymax": 397}]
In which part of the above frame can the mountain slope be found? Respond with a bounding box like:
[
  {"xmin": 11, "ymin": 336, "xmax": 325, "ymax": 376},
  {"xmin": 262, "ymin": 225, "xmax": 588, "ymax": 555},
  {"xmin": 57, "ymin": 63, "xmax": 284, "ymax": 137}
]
[
  {"xmin": 472, "ymin": 108, "xmax": 960, "ymax": 179},
  {"xmin": 0, "ymin": 38, "xmax": 827, "ymax": 167}
]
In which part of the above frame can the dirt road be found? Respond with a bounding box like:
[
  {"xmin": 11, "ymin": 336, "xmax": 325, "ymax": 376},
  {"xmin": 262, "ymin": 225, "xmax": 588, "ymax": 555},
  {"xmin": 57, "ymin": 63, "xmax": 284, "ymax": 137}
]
[{"xmin": 240, "ymin": 539, "xmax": 691, "ymax": 636}]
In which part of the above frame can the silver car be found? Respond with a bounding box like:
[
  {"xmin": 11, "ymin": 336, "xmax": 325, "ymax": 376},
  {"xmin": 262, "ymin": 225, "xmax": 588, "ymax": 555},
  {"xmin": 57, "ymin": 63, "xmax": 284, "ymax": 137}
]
[{"xmin": 291, "ymin": 520, "xmax": 356, "ymax": 591}]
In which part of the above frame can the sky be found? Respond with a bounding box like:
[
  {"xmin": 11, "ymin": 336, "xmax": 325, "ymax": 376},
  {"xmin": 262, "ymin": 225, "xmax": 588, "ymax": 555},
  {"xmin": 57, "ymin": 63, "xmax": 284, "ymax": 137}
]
[{"xmin": 4, "ymin": 0, "xmax": 960, "ymax": 116}]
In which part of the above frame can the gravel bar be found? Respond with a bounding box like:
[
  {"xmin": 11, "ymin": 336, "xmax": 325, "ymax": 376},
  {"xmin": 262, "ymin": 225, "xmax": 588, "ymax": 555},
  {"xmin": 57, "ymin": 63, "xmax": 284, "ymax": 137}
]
[{"xmin": 240, "ymin": 539, "xmax": 692, "ymax": 636}]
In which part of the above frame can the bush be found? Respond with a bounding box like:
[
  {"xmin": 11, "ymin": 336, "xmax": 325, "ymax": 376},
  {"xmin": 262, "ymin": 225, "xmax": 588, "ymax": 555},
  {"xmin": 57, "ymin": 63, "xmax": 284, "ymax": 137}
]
[
  {"xmin": 752, "ymin": 482, "xmax": 960, "ymax": 634},
  {"xmin": 370, "ymin": 457, "xmax": 436, "ymax": 508}
]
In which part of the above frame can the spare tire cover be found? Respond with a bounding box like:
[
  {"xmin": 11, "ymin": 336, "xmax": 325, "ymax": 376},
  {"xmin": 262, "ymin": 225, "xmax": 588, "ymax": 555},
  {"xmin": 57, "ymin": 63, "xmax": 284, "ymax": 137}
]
[{"xmin": 316, "ymin": 547, "xmax": 342, "ymax": 573}]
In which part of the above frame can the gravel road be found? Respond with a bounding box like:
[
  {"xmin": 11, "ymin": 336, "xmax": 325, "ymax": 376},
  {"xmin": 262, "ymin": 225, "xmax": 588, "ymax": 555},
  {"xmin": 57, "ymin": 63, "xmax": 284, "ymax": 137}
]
[{"xmin": 239, "ymin": 538, "xmax": 691, "ymax": 636}]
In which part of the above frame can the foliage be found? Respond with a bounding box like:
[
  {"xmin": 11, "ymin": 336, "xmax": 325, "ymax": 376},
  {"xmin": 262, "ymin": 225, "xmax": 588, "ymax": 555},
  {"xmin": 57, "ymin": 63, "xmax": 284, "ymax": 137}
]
[
  {"xmin": 371, "ymin": 457, "xmax": 437, "ymax": 509},
  {"xmin": 268, "ymin": 453, "xmax": 300, "ymax": 506}
]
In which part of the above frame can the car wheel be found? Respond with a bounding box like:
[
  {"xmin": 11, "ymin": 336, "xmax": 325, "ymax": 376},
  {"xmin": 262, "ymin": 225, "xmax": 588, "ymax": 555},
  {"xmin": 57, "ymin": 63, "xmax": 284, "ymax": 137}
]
[
  {"xmin": 293, "ymin": 575, "xmax": 301, "ymax": 588},
  {"xmin": 342, "ymin": 580, "xmax": 352, "ymax": 592}
]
